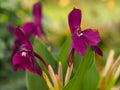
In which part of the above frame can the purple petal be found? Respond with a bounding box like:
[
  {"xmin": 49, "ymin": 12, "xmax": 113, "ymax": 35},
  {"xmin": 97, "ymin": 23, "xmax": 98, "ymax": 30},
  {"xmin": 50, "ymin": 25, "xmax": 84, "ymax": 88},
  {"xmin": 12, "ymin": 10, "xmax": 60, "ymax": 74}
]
[
  {"xmin": 32, "ymin": 58, "xmax": 42, "ymax": 76},
  {"xmin": 14, "ymin": 27, "xmax": 32, "ymax": 49},
  {"xmin": 34, "ymin": 26, "xmax": 45, "ymax": 38},
  {"xmin": 82, "ymin": 29, "xmax": 101, "ymax": 45},
  {"xmin": 12, "ymin": 51, "xmax": 35, "ymax": 72},
  {"xmin": 12, "ymin": 39, "xmax": 22, "ymax": 55},
  {"xmin": 32, "ymin": 2, "xmax": 45, "ymax": 38},
  {"xmin": 68, "ymin": 48, "xmax": 75, "ymax": 66},
  {"xmin": 21, "ymin": 22, "xmax": 36, "ymax": 38},
  {"xmin": 12, "ymin": 50, "xmax": 42, "ymax": 76},
  {"xmin": 72, "ymin": 35, "xmax": 87, "ymax": 55},
  {"xmin": 33, "ymin": 2, "xmax": 42, "ymax": 24},
  {"xmin": 93, "ymin": 46, "xmax": 103, "ymax": 56},
  {"xmin": 68, "ymin": 8, "xmax": 82, "ymax": 34}
]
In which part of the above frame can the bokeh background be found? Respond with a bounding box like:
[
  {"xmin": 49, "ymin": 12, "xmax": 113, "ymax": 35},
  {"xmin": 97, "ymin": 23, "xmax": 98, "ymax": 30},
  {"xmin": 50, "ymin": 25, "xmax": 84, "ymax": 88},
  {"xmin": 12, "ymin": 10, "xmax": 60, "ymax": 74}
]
[{"xmin": 0, "ymin": 0, "xmax": 120, "ymax": 90}]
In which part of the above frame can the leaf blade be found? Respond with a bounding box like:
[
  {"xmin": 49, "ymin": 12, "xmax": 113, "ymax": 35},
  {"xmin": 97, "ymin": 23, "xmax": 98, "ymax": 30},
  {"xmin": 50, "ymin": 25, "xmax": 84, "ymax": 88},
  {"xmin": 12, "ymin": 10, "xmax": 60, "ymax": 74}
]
[{"xmin": 63, "ymin": 47, "xmax": 95, "ymax": 90}]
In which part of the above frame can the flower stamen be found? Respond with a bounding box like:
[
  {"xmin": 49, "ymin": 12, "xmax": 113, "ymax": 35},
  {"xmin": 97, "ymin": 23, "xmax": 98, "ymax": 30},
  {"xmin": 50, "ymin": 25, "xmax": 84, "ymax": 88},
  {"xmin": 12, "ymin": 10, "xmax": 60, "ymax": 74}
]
[
  {"xmin": 21, "ymin": 52, "xmax": 27, "ymax": 57},
  {"xmin": 77, "ymin": 33, "xmax": 83, "ymax": 37},
  {"xmin": 75, "ymin": 27, "xmax": 83, "ymax": 37}
]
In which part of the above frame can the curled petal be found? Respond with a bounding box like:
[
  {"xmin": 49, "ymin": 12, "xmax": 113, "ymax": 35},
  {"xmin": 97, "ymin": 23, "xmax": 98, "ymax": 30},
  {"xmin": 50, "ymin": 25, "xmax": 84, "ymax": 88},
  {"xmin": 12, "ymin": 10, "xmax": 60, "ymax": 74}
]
[
  {"xmin": 83, "ymin": 29, "xmax": 101, "ymax": 45},
  {"xmin": 93, "ymin": 46, "xmax": 103, "ymax": 56},
  {"xmin": 68, "ymin": 8, "xmax": 82, "ymax": 34},
  {"xmin": 68, "ymin": 48, "xmax": 75, "ymax": 67},
  {"xmin": 33, "ymin": 2, "xmax": 42, "ymax": 24},
  {"xmin": 21, "ymin": 22, "xmax": 36, "ymax": 38},
  {"xmin": 72, "ymin": 35, "xmax": 87, "ymax": 56}
]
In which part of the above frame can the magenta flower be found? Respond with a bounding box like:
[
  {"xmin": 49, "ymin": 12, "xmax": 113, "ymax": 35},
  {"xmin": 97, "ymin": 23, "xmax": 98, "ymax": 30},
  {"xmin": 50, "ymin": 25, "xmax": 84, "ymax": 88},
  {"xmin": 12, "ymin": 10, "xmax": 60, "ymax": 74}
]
[
  {"xmin": 21, "ymin": 2, "xmax": 45, "ymax": 38},
  {"xmin": 68, "ymin": 8, "xmax": 103, "ymax": 66},
  {"xmin": 68, "ymin": 8, "xmax": 103, "ymax": 56},
  {"xmin": 12, "ymin": 27, "xmax": 47, "ymax": 76},
  {"xmin": 7, "ymin": 23, "xmax": 22, "ymax": 55},
  {"xmin": 7, "ymin": 2, "xmax": 45, "ymax": 56}
]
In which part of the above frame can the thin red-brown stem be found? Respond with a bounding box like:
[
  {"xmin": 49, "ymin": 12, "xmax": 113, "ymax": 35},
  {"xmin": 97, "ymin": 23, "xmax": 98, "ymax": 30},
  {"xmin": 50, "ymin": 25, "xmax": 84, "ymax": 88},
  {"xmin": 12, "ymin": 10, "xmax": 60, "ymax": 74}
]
[{"xmin": 34, "ymin": 52, "xmax": 48, "ymax": 69}]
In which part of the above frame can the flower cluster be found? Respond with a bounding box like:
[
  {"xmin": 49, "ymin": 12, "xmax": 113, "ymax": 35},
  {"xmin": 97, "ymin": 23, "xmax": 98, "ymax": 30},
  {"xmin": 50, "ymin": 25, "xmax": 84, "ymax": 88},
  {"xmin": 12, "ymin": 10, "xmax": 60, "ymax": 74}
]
[
  {"xmin": 12, "ymin": 27, "xmax": 47, "ymax": 76},
  {"xmin": 8, "ymin": 2, "xmax": 103, "ymax": 90},
  {"xmin": 7, "ymin": 2, "xmax": 47, "ymax": 76},
  {"xmin": 7, "ymin": 2, "xmax": 46, "ymax": 55}
]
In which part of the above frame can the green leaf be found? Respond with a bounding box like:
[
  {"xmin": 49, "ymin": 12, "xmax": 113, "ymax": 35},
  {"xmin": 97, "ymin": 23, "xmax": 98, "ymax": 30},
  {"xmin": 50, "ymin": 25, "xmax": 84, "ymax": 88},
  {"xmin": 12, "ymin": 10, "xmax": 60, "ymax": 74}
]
[
  {"xmin": 33, "ymin": 37, "xmax": 57, "ymax": 72},
  {"xmin": 80, "ymin": 64, "xmax": 100, "ymax": 90},
  {"xmin": 58, "ymin": 36, "xmax": 71, "ymax": 78},
  {"xmin": 57, "ymin": 36, "xmax": 82, "ymax": 80},
  {"xmin": 26, "ymin": 37, "xmax": 58, "ymax": 90},
  {"xmin": 72, "ymin": 52, "xmax": 82, "ymax": 77},
  {"xmin": 26, "ymin": 71, "xmax": 48, "ymax": 90},
  {"xmin": 63, "ymin": 47, "xmax": 95, "ymax": 90}
]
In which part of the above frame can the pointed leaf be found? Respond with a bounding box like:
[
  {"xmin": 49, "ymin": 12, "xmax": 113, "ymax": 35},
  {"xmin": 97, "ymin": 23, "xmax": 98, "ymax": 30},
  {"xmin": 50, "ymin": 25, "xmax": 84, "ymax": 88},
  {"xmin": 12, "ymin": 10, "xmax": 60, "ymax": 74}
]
[
  {"xmin": 80, "ymin": 64, "xmax": 100, "ymax": 90},
  {"xmin": 58, "ymin": 36, "xmax": 71, "ymax": 78},
  {"xmin": 63, "ymin": 47, "xmax": 95, "ymax": 90},
  {"xmin": 26, "ymin": 71, "xmax": 48, "ymax": 90},
  {"xmin": 33, "ymin": 37, "xmax": 57, "ymax": 71},
  {"xmin": 58, "ymin": 36, "xmax": 82, "ymax": 80}
]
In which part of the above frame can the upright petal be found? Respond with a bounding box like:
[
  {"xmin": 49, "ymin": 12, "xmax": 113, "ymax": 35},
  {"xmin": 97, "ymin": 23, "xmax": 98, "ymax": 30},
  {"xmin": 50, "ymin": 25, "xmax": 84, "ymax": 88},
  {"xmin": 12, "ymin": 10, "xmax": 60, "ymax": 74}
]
[
  {"xmin": 33, "ymin": 2, "xmax": 45, "ymax": 38},
  {"xmin": 14, "ymin": 27, "xmax": 32, "ymax": 49},
  {"xmin": 68, "ymin": 8, "xmax": 82, "ymax": 34},
  {"xmin": 33, "ymin": 2, "xmax": 42, "ymax": 24},
  {"xmin": 72, "ymin": 35, "xmax": 87, "ymax": 55},
  {"xmin": 21, "ymin": 22, "xmax": 36, "ymax": 38},
  {"xmin": 82, "ymin": 29, "xmax": 101, "ymax": 45}
]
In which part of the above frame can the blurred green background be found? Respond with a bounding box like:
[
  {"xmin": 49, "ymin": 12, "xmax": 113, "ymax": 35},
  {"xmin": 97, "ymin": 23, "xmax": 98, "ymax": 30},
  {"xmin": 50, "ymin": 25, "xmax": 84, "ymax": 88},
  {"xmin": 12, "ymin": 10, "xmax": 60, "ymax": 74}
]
[{"xmin": 0, "ymin": 0, "xmax": 120, "ymax": 90}]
